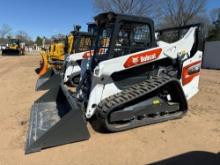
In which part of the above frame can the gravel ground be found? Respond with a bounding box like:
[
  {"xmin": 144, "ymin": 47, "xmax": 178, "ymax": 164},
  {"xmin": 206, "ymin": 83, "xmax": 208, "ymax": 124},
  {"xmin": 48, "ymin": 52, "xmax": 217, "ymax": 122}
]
[{"xmin": 0, "ymin": 55, "xmax": 219, "ymax": 165}]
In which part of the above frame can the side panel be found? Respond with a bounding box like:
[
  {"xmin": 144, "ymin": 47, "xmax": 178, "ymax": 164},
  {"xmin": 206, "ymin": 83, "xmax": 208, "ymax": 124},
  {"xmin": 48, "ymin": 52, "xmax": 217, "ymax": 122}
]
[
  {"xmin": 64, "ymin": 64, "xmax": 81, "ymax": 83},
  {"xmin": 86, "ymin": 47, "xmax": 165, "ymax": 118},
  {"xmin": 66, "ymin": 50, "xmax": 92, "ymax": 62}
]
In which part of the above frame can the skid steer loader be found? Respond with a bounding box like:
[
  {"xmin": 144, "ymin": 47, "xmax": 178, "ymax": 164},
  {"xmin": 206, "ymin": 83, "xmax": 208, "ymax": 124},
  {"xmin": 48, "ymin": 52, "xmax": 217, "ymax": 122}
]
[
  {"xmin": 25, "ymin": 12, "xmax": 203, "ymax": 154},
  {"xmin": 63, "ymin": 36, "xmax": 110, "ymax": 86},
  {"xmin": 35, "ymin": 24, "xmax": 96, "ymax": 91}
]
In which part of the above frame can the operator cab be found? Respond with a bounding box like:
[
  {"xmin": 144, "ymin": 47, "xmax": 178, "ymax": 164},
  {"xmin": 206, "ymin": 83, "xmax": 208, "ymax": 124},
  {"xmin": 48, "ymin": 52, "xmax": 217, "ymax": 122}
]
[
  {"xmin": 92, "ymin": 12, "xmax": 156, "ymax": 66},
  {"xmin": 71, "ymin": 31, "xmax": 95, "ymax": 53},
  {"xmin": 7, "ymin": 39, "xmax": 20, "ymax": 48},
  {"xmin": 68, "ymin": 24, "xmax": 97, "ymax": 54},
  {"xmin": 77, "ymin": 12, "xmax": 157, "ymax": 101}
]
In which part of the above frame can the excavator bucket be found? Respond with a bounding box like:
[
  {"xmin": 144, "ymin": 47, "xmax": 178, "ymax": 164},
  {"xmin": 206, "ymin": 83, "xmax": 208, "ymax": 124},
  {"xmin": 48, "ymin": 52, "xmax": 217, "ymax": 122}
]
[
  {"xmin": 25, "ymin": 84, "xmax": 90, "ymax": 154},
  {"xmin": 35, "ymin": 68, "xmax": 61, "ymax": 91}
]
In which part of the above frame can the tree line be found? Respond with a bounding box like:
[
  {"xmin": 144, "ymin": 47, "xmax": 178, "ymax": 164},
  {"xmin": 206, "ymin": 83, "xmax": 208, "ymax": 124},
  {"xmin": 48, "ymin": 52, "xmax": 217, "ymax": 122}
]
[
  {"xmin": 93, "ymin": 0, "xmax": 220, "ymax": 41},
  {"xmin": 0, "ymin": 24, "xmax": 66, "ymax": 47},
  {"xmin": 0, "ymin": 24, "xmax": 36, "ymax": 46}
]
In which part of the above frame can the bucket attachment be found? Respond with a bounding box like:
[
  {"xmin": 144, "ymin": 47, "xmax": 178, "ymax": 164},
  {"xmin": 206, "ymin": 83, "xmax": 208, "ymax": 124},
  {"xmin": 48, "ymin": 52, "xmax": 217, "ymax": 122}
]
[
  {"xmin": 25, "ymin": 84, "xmax": 90, "ymax": 154},
  {"xmin": 35, "ymin": 68, "xmax": 61, "ymax": 91}
]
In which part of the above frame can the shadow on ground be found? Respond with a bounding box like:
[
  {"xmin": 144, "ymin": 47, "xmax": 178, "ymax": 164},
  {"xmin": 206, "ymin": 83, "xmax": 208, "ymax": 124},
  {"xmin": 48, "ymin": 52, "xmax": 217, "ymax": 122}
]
[{"xmin": 149, "ymin": 151, "xmax": 220, "ymax": 165}]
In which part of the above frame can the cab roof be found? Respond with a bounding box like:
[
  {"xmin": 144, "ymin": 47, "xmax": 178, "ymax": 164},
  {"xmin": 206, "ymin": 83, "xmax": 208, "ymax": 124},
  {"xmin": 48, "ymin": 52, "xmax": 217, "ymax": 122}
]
[{"xmin": 94, "ymin": 12, "xmax": 154, "ymax": 26}]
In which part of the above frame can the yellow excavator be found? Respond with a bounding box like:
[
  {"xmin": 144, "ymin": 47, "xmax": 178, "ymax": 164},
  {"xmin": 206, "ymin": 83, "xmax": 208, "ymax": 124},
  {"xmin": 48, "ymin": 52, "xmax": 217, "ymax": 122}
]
[{"xmin": 2, "ymin": 39, "xmax": 25, "ymax": 55}]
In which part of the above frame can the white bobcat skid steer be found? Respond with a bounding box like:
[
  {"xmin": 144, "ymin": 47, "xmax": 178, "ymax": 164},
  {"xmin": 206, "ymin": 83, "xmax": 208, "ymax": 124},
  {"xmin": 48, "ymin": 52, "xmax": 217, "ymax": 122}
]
[{"xmin": 25, "ymin": 12, "xmax": 202, "ymax": 154}]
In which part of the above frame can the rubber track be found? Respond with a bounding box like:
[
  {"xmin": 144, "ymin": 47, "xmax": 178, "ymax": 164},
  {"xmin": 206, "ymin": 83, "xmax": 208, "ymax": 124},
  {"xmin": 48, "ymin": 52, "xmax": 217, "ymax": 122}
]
[{"xmin": 95, "ymin": 75, "xmax": 184, "ymax": 132}]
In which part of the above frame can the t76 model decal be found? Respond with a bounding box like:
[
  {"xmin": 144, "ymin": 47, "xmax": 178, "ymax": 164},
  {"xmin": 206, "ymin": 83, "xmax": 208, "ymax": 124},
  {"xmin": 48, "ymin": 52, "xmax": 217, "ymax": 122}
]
[{"xmin": 124, "ymin": 48, "xmax": 162, "ymax": 68}]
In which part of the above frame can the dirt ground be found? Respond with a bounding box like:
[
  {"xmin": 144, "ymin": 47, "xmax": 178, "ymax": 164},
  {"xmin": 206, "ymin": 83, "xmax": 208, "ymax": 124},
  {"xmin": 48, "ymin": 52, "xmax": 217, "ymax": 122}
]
[{"xmin": 0, "ymin": 55, "xmax": 219, "ymax": 165}]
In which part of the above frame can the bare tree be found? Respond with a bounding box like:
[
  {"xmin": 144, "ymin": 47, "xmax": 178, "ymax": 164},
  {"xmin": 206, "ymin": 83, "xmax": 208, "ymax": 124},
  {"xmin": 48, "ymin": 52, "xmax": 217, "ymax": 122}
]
[
  {"xmin": 16, "ymin": 30, "xmax": 31, "ymax": 42},
  {"xmin": 92, "ymin": 0, "xmax": 159, "ymax": 18},
  {"xmin": 210, "ymin": 8, "xmax": 220, "ymax": 26},
  {"xmin": 0, "ymin": 24, "xmax": 12, "ymax": 39},
  {"xmin": 51, "ymin": 33, "xmax": 65, "ymax": 41},
  {"xmin": 159, "ymin": 0, "xmax": 207, "ymax": 27},
  {"xmin": 207, "ymin": 8, "xmax": 220, "ymax": 41}
]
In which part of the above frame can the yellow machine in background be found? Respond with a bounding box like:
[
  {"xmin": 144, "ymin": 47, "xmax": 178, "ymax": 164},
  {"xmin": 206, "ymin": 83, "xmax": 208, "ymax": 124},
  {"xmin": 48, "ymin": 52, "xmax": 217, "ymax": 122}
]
[
  {"xmin": 36, "ymin": 29, "xmax": 76, "ymax": 76},
  {"xmin": 36, "ymin": 24, "xmax": 96, "ymax": 76},
  {"xmin": 35, "ymin": 24, "xmax": 97, "ymax": 91},
  {"xmin": 2, "ymin": 39, "xmax": 25, "ymax": 55},
  {"xmin": 49, "ymin": 42, "xmax": 65, "ymax": 61},
  {"xmin": 37, "ymin": 41, "xmax": 66, "ymax": 76},
  {"xmin": 67, "ymin": 33, "xmax": 74, "ymax": 54}
]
